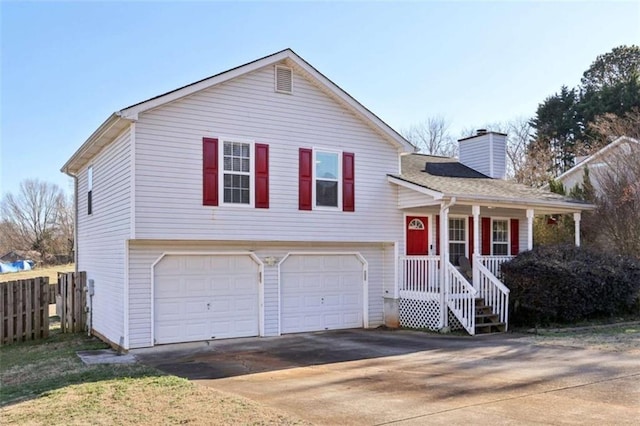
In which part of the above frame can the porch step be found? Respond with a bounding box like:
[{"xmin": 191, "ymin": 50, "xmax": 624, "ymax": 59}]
[
  {"xmin": 475, "ymin": 322, "xmax": 506, "ymax": 333},
  {"xmin": 473, "ymin": 297, "xmax": 506, "ymax": 334}
]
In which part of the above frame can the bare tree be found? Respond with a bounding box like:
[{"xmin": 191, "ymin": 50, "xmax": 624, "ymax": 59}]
[
  {"xmin": 593, "ymin": 143, "xmax": 640, "ymax": 256},
  {"xmin": 505, "ymin": 117, "xmax": 533, "ymax": 180},
  {"xmin": 403, "ymin": 116, "xmax": 457, "ymax": 157},
  {"xmin": 515, "ymin": 140, "xmax": 555, "ymax": 187},
  {"xmin": 51, "ymin": 194, "xmax": 75, "ymax": 260},
  {"xmin": 1, "ymin": 179, "xmax": 68, "ymax": 263},
  {"xmin": 584, "ymin": 108, "xmax": 640, "ymax": 153}
]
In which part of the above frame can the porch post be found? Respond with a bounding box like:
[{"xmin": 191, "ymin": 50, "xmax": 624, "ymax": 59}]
[
  {"xmin": 472, "ymin": 205, "xmax": 480, "ymax": 288},
  {"xmin": 573, "ymin": 212, "xmax": 581, "ymax": 247},
  {"xmin": 526, "ymin": 209, "xmax": 534, "ymax": 251},
  {"xmin": 440, "ymin": 202, "xmax": 450, "ymax": 329}
]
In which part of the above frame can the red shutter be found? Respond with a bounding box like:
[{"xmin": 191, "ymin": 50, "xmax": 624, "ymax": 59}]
[
  {"xmin": 255, "ymin": 143, "xmax": 269, "ymax": 208},
  {"xmin": 299, "ymin": 148, "xmax": 312, "ymax": 210},
  {"xmin": 481, "ymin": 217, "xmax": 491, "ymax": 255},
  {"xmin": 510, "ymin": 219, "xmax": 520, "ymax": 255},
  {"xmin": 435, "ymin": 215, "xmax": 440, "ymax": 255},
  {"xmin": 203, "ymin": 137, "xmax": 218, "ymax": 206},
  {"xmin": 342, "ymin": 152, "xmax": 355, "ymax": 212},
  {"xmin": 468, "ymin": 216, "xmax": 474, "ymax": 260}
]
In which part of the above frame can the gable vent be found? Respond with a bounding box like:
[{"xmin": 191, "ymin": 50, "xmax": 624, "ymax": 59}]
[{"xmin": 275, "ymin": 65, "xmax": 293, "ymax": 94}]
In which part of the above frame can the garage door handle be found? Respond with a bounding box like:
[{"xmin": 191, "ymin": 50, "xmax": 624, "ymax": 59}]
[{"xmin": 207, "ymin": 303, "xmax": 211, "ymax": 310}]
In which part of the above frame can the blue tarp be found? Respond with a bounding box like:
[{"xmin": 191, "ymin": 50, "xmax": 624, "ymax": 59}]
[
  {"xmin": 0, "ymin": 262, "xmax": 18, "ymax": 273},
  {"xmin": 0, "ymin": 260, "xmax": 34, "ymax": 273}
]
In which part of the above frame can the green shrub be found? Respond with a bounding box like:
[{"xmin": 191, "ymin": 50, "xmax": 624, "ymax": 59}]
[{"xmin": 501, "ymin": 245, "xmax": 640, "ymax": 326}]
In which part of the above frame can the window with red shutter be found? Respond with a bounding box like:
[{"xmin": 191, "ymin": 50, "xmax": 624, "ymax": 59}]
[
  {"xmin": 468, "ymin": 216, "xmax": 474, "ymax": 260},
  {"xmin": 435, "ymin": 215, "xmax": 440, "ymax": 255},
  {"xmin": 203, "ymin": 138, "xmax": 218, "ymax": 206},
  {"xmin": 255, "ymin": 143, "xmax": 269, "ymax": 208},
  {"xmin": 203, "ymin": 137, "xmax": 269, "ymax": 208},
  {"xmin": 299, "ymin": 148, "xmax": 312, "ymax": 210},
  {"xmin": 481, "ymin": 217, "xmax": 491, "ymax": 255},
  {"xmin": 342, "ymin": 152, "xmax": 355, "ymax": 212},
  {"xmin": 510, "ymin": 219, "xmax": 520, "ymax": 255}
]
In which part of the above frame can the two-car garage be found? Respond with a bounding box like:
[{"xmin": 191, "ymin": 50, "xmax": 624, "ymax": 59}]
[{"xmin": 153, "ymin": 252, "xmax": 367, "ymax": 345}]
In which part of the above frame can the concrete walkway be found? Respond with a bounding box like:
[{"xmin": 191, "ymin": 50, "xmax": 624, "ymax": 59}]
[{"xmin": 134, "ymin": 329, "xmax": 640, "ymax": 425}]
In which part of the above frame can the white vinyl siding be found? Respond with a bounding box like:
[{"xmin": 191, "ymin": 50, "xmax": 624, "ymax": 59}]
[
  {"xmin": 132, "ymin": 62, "xmax": 403, "ymax": 243},
  {"xmin": 77, "ymin": 127, "xmax": 131, "ymax": 346},
  {"xmin": 127, "ymin": 240, "xmax": 392, "ymax": 348},
  {"xmin": 458, "ymin": 133, "xmax": 506, "ymax": 179},
  {"xmin": 397, "ymin": 187, "xmax": 433, "ymax": 209}
]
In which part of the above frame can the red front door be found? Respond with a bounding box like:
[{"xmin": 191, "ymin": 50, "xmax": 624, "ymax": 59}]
[{"xmin": 406, "ymin": 216, "xmax": 429, "ymax": 255}]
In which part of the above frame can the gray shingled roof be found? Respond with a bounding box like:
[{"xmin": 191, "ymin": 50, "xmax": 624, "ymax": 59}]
[{"xmin": 391, "ymin": 154, "xmax": 591, "ymax": 207}]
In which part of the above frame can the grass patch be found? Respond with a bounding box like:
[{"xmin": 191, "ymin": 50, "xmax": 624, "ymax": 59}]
[
  {"xmin": 0, "ymin": 263, "xmax": 75, "ymax": 284},
  {"xmin": 0, "ymin": 331, "xmax": 306, "ymax": 425},
  {"xmin": 0, "ymin": 331, "xmax": 157, "ymax": 406}
]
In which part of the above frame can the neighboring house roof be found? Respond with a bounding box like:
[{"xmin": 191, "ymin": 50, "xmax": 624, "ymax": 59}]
[
  {"xmin": 389, "ymin": 153, "xmax": 593, "ymax": 211},
  {"xmin": 62, "ymin": 48, "xmax": 415, "ymax": 175},
  {"xmin": 553, "ymin": 136, "xmax": 640, "ymax": 185}
]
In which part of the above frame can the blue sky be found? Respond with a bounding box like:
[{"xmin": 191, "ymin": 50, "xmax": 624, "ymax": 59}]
[{"xmin": 1, "ymin": 1, "xmax": 638, "ymax": 196}]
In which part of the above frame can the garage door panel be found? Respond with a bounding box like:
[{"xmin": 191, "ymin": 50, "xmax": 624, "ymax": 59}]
[
  {"xmin": 154, "ymin": 255, "xmax": 260, "ymax": 344},
  {"xmin": 281, "ymin": 254, "xmax": 364, "ymax": 334}
]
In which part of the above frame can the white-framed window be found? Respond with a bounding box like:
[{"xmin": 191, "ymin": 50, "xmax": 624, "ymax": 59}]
[
  {"xmin": 449, "ymin": 216, "xmax": 466, "ymax": 265},
  {"xmin": 492, "ymin": 219, "xmax": 509, "ymax": 255},
  {"xmin": 87, "ymin": 165, "xmax": 93, "ymax": 215},
  {"xmin": 220, "ymin": 139, "xmax": 254, "ymax": 206},
  {"xmin": 313, "ymin": 149, "xmax": 341, "ymax": 209}
]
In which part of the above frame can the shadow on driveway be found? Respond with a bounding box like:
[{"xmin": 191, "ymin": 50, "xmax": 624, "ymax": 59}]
[{"xmin": 134, "ymin": 328, "xmax": 529, "ymax": 380}]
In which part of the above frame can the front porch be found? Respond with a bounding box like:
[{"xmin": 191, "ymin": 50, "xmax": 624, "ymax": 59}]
[
  {"xmin": 398, "ymin": 255, "xmax": 512, "ymax": 335},
  {"xmin": 392, "ymin": 202, "xmax": 586, "ymax": 336}
]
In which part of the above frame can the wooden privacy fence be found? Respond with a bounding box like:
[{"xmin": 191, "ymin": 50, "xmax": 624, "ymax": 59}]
[
  {"xmin": 0, "ymin": 271, "xmax": 87, "ymax": 346},
  {"xmin": 0, "ymin": 277, "xmax": 50, "ymax": 346},
  {"xmin": 57, "ymin": 271, "xmax": 87, "ymax": 333}
]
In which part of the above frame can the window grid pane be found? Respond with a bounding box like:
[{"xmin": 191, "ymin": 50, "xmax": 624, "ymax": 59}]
[
  {"xmin": 224, "ymin": 142, "xmax": 251, "ymax": 173},
  {"xmin": 492, "ymin": 220, "xmax": 508, "ymax": 243},
  {"xmin": 222, "ymin": 141, "xmax": 251, "ymax": 204},
  {"xmin": 316, "ymin": 181, "xmax": 338, "ymax": 207},
  {"xmin": 448, "ymin": 218, "xmax": 466, "ymax": 265}
]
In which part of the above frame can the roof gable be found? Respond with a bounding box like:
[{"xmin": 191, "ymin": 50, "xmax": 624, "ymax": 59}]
[
  {"xmin": 555, "ymin": 136, "xmax": 640, "ymax": 183},
  {"xmin": 63, "ymin": 49, "xmax": 414, "ymax": 175}
]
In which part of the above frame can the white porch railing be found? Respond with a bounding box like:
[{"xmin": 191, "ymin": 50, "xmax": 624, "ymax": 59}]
[
  {"xmin": 445, "ymin": 262, "xmax": 477, "ymax": 335},
  {"xmin": 477, "ymin": 255, "xmax": 514, "ymax": 279},
  {"xmin": 399, "ymin": 256, "xmax": 440, "ymax": 297},
  {"xmin": 476, "ymin": 262, "xmax": 510, "ymax": 330}
]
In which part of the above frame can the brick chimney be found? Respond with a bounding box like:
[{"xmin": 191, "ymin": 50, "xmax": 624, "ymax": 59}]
[{"xmin": 458, "ymin": 129, "xmax": 507, "ymax": 179}]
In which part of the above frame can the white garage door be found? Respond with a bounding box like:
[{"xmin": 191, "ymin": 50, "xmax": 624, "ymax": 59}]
[
  {"xmin": 280, "ymin": 254, "xmax": 364, "ymax": 333},
  {"xmin": 154, "ymin": 254, "xmax": 260, "ymax": 344}
]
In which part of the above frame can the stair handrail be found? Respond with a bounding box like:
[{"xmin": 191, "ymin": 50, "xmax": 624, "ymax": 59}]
[
  {"xmin": 476, "ymin": 261, "xmax": 510, "ymax": 330},
  {"xmin": 445, "ymin": 261, "xmax": 477, "ymax": 335}
]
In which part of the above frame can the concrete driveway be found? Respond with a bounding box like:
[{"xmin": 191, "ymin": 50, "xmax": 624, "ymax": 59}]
[{"xmin": 134, "ymin": 329, "xmax": 640, "ymax": 425}]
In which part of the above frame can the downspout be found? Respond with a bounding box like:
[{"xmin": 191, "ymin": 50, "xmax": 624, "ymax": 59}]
[{"xmin": 439, "ymin": 197, "xmax": 456, "ymax": 330}]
